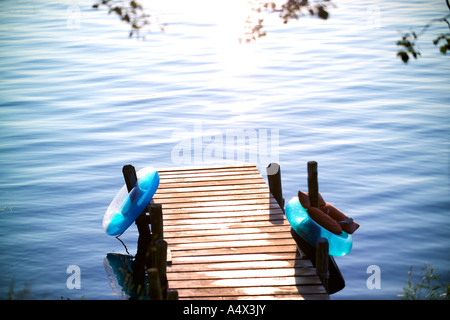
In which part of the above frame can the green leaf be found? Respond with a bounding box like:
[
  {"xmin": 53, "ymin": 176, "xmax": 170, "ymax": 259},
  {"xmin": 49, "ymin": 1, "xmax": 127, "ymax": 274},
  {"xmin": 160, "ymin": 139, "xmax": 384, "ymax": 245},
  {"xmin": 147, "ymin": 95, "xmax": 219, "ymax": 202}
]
[
  {"xmin": 317, "ymin": 7, "xmax": 329, "ymax": 20},
  {"xmin": 122, "ymin": 13, "xmax": 130, "ymax": 23},
  {"xmin": 397, "ymin": 51, "xmax": 409, "ymax": 63},
  {"xmin": 111, "ymin": 7, "xmax": 122, "ymax": 16},
  {"xmin": 432, "ymin": 286, "xmax": 441, "ymax": 291},
  {"xmin": 130, "ymin": 1, "xmax": 141, "ymax": 9}
]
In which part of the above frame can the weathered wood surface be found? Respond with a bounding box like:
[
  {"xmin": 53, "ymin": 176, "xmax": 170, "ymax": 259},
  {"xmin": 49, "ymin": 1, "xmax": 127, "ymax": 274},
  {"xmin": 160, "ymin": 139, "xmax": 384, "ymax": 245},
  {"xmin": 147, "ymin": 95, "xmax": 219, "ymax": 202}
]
[{"xmin": 152, "ymin": 163, "xmax": 329, "ymax": 300}]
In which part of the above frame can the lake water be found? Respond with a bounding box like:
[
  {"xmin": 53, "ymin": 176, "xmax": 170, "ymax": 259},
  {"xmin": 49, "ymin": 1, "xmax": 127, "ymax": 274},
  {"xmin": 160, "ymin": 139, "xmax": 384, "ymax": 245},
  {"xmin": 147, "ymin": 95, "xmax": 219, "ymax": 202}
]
[{"xmin": 0, "ymin": 0, "xmax": 449, "ymax": 300}]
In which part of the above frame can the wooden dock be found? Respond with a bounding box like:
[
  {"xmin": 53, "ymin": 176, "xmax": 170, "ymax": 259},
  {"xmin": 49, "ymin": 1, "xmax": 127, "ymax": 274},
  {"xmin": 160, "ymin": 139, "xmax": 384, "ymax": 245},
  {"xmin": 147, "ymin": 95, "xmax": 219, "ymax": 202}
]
[{"xmin": 151, "ymin": 163, "xmax": 329, "ymax": 300}]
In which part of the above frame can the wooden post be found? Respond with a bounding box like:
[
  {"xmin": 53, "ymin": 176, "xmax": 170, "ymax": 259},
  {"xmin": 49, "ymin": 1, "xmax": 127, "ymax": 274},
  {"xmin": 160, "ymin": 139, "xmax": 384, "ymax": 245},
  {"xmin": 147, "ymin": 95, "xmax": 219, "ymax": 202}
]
[
  {"xmin": 148, "ymin": 203, "xmax": 162, "ymax": 269},
  {"xmin": 155, "ymin": 239, "xmax": 168, "ymax": 299},
  {"xmin": 122, "ymin": 164, "xmax": 137, "ymax": 192},
  {"xmin": 147, "ymin": 268, "xmax": 163, "ymax": 300},
  {"xmin": 122, "ymin": 165, "xmax": 151, "ymax": 238},
  {"xmin": 307, "ymin": 161, "xmax": 319, "ymax": 208},
  {"xmin": 150, "ymin": 203, "xmax": 163, "ymax": 242},
  {"xmin": 266, "ymin": 163, "xmax": 284, "ymax": 211},
  {"xmin": 122, "ymin": 165, "xmax": 151, "ymax": 295},
  {"xmin": 167, "ymin": 290, "xmax": 179, "ymax": 300},
  {"xmin": 316, "ymin": 237, "xmax": 329, "ymax": 293}
]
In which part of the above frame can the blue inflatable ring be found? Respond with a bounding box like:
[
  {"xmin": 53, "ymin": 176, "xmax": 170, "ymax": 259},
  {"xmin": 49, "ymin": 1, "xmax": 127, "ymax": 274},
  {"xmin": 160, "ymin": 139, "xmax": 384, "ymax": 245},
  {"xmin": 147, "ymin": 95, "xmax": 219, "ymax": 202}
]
[
  {"xmin": 285, "ymin": 196, "xmax": 352, "ymax": 256},
  {"xmin": 103, "ymin": 167, "xmax": 159, "ymax": 236}
]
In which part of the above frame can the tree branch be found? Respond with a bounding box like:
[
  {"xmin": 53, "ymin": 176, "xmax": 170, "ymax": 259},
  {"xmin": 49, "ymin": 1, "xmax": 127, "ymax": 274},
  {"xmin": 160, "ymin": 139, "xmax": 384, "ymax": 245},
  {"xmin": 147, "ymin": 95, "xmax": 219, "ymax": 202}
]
[
  {"xmin": 92, "ymin": 0, "xmax": 156, "ymax": 39},
  {"xmin": 397, "ymin": 10, "xmax": 450, "ymax": 63}
]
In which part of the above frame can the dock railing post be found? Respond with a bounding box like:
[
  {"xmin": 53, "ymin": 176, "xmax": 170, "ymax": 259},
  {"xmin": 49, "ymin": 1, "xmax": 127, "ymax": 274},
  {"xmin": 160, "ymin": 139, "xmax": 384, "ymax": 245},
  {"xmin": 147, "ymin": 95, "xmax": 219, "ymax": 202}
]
[
  {"xmin": 149, "ymin": 202, "xmax": 175, "ymax": 299},
  {"xmin": 266, "ymin": 163, "xmax": 284, "ymax": 211},
  {"xmin": 122, "ymin": 165, "xmax": 152, "ymax": 240},
  {"xmin": 155, "ymin": 239, "xmax": 168, "ymax": 298},
  {"xmin": 122, "ymin": 165, "xmax": 152, "ymax": 296},
  {"xmin": 316, "ymin": 237, "xmax": 330, "ymax": 293},
  {"xmin": 121, "ymin": 165, "xmax": 177, "ymax": 299},
  {"xmin": 304, "ymin": 161, "xmax": 346, "ymax": 294},
  {"xmin": 149, "ymin": 203, "xmax": 162, "ymax": 270},
  {"xmin": 147, "ymin": 268, "xmax": 163, "ymax": 300},
  {"xmin": 307, "ymin": 161, "xmax": 319, "ymax": 208},
  {"xmin": 150, "ymin": 203, "xmax": 163, "ymax": 244}
]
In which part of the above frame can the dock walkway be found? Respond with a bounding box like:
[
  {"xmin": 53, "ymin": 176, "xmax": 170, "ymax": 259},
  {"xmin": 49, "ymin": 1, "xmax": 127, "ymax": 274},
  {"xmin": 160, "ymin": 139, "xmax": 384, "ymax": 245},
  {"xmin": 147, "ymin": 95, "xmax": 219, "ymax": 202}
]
[{"xmin": 152, "ymin": 163, "xmax": 329, "ymax": 300}]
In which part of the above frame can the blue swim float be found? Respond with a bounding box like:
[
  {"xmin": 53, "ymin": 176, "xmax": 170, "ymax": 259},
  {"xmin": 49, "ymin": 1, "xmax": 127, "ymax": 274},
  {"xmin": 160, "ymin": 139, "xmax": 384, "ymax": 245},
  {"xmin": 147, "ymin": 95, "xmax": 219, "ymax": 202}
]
[
  {"xmin": 285, "ymin": 196, "xmax": 352, "ymax": 256},
  {"xmin": 103, "ymin": 167, "xmax": 159, "ymax": 236}
]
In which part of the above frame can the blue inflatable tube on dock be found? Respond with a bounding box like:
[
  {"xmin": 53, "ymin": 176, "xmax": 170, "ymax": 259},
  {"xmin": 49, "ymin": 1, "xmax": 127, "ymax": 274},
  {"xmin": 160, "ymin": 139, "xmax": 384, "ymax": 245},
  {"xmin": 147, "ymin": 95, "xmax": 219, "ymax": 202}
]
[
  {"xmin": 285, "ymin": 196, "xmax": 352, "ymax": 256},
  {"xmin": 103, "ymin": 167, "xmax": 159, "ymax": 236}
]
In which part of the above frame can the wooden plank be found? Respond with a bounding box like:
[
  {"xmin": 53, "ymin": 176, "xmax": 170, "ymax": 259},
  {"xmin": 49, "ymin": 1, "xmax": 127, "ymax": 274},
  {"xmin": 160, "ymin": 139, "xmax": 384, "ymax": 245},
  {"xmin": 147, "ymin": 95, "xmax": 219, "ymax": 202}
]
[
  {"xmin": 163, "ymin": 213, "xmax": 286, "ymax": 227},
  {"xmin": 158, "ymin": 167, "xmax": 259, "ymax": 179},
  {"xmin": 161, "ymin": 203, "xmax": 281, "ymax": 215},
  {"xmin": 169, "ymin": 276, "xmax": 323, "ymax": 289},
  {"xmin": 157, "ymin": 178, "xmax": 266, "ymax": 190},
  {"xmin": 167, "ymin": 258, "xmax": 312, "ymax": 273},
  {"xmin": 162, "ymin": 208, "xmax": 284, "ymax": 221},
  {"xmin": 156, "ymin": 163, "xmax": 257, "ymax": 173},
  {"xmin": 167, "ymin": 266, "xmax": 318, "ymax": 280},
  {"xmin": 168, "ymin": 238, "xmax": 298, "ymax": 252},
  {"xmin": 153, "ymin": 192, "xmax": 272, "ymax": 204},
  {"xmin": 159, "ymin": 173, "xmax": 265, "ymax": 183},
  {"xmin": 154, "ymin": 183, "xmax": 268, "ymax": 194},
  {"xmin": 169, "ymin": 244, "xmax": 298, "ymax": 258},
  {"xmin": 160, "ymin": 198, "xmax": 278, "ymax": 211},
  {"xmin": 153, "ymin": 187, "xmax": 270, "ymax": 199},
  {"xmin": 158, "ymin": 172, "xmax": 261, "ymax": 182},
  {"xmin": 174, "ymin": 285, "xmax": 327, "ymax": 298},
  {"xmin": 163, "ymin": 231, "xmax": 293, "ymax": 245},
  {"xmin": 164, "ymin": 218, "xmax": 288, "ymax": 231},
  {"xmin": 159, "ymin": 173, "xmax": 264, "ymax": 184},
  {"xmin": 171, "ymin": 252, "xmax": 300, "ymax": 264},
  {"xmin": 165, "ymin": 225, "xmax": 291, "ymax": 240}
]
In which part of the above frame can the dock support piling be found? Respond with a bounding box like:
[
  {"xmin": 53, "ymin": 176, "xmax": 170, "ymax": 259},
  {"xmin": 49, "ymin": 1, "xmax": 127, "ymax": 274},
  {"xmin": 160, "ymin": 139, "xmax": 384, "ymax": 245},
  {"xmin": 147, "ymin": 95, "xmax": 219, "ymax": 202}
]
[
  {"xmin": 167, "ymin": 290, "xmax": 179, "ymax": 300},
  {"xmin": 118, "ymin": 164, "xmax": 177, "ymax": 299},
  {"xmin": 122, "ymin": 165, "xmax": 152, "ymax": 295},
  {"xmin": 122, "ymin": 164, "xmax": 137, "ymax": 192},
  {"xmin": 316, "ymin": 237, "xmax": 330, "ymax": 293},
  {"xmin": 150, "ymin": 203, "xmax": 163, "ymax": 242},
  {"xmin": 155, "ymin": 239, "xmax": 168, "ymax": 298},
  {"xmin": 266, "ymin": 163, "xmax": 284, "ymax": 211},
  {"xmin": 147, "ymin": 268, "xmax": 163, "ymax": 300},
  {"xmin": 122, "ymin": 165, "xmax": 151, "ymax": 238},
  {"xmin": 307, "ymin": 161, "xmax": 319, "ymax": 208}
]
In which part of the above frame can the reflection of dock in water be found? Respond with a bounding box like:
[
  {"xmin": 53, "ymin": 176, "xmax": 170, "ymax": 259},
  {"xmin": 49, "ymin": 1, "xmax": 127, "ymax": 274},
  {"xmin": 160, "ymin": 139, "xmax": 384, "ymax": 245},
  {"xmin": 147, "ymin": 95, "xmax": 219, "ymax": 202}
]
[
  {"xmin": 152, "ymin": 163, "xmax": 329, "ymax": 300},
  {"xmin": 104, "ymin": 253, "xmax": 134, "ymax": 299}
]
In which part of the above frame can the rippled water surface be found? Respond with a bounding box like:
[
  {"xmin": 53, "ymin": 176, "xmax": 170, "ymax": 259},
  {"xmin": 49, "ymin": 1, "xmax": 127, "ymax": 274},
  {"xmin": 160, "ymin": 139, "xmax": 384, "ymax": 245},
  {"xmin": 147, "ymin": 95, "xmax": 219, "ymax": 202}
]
[{"xmin": 1, "ymin": 0, "xmax": 449, "ymax": 299}]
